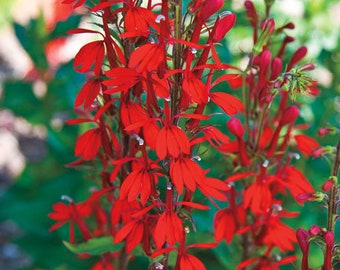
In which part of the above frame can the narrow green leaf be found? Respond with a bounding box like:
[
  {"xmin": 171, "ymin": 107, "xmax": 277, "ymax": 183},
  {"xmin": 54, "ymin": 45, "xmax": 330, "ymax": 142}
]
[{"xmin": 63, "ymin": 236, "xmax": 123, "ymax": 255}]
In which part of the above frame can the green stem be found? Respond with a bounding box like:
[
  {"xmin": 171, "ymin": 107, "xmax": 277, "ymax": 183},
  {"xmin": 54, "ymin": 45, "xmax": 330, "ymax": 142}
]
[
  {"xmin": 171, "ymin": 0, "xmax": 183, "ymax": 121},
  {"xmin": 241, "ymin": 70, "xmax": 251, "ymax": 138},
  {"xmin": 254, "ymin": 102, "xmax": 270, "ymax": 152},
  {"xmin": 327, "ymin": 135, "xmax": 340, "ymax": 233}
]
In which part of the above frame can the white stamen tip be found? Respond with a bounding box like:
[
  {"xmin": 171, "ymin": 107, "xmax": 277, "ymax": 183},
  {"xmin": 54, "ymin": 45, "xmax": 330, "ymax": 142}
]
[
  {"xmin": 61, "ymin": 195, "xmax": 73, "ymax": 203},
  {"xmin": 219, "ymin": 11, "xmax": 232, "ymax": 18},
  {"xmin": 153, "ymin": 262, "xmax": 164, "ymax": 270},
  {"xmin": 262, "ymin": 160, "xmax": 269, "ymax": 168},
  {"xmin": 167, "ymin": 182, "xmax": 173, "ymax": 190},
  {"xmin": 155, "ymin": 14, "xmax": 166, "ymax": 23},
  {"xmin": 189, "ymin": 47, "xmax": 197, "ymax": 54}
]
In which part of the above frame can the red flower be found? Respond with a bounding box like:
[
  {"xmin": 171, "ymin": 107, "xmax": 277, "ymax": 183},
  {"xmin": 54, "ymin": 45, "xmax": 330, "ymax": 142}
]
[
  {"xmin": 244, "ymin": 181, "xmax": 272, "ymax": 214},
  {"xmin": 294, "ymin": 134, "xmax": 320, "ymax": 157},
  {"xmin": 209, "ymin": 92, "xmax": 244, "ymax": 115},
  {"xmin": 74, "ymin": 40, "xmax": 105, "ymax": 75},
  {"xmin": 119, "ymin": 161, "xmax": 160, "ymax": 205},
  {"xmin": 283, "ymin": 166, "xmax": 314, "ymax": 203},
  {"xmin": 75, "ymin": 128, "xmax": 102, "ymax": 160},
  {"xmin": 200, "ymin": 126, "xmax": 230, "ymax": 150},
  {"xmin": 75, "ymin": 79, "xmax": 102, "ymax": 110},
  {"xmin": 170, "ymin": 156, "xmax": 205, "ymax": 194},
  {"xmin": 129, "ymin": 43, "xmax": 165, "ymax": 72},
  {"xmin": 152, "ymin": 240, "xmax": 215, "ymax": 270},
  {"xmin": 214, "ymin": 208, "xmax": 235, "ymax": 243},
  {"xmin": 92, "ymin": 260, "xmax": 115, "ymax": 270},
  {"xmin": 262, "ymin": 215, "xmax": 297, "ymax": 252},
  {"xmin": 198, "ymin": 177, "xmax": 230, "ymax": 201},
  {"xmin": 226, "ymin": 118, "xmax": 251, "ymax": 166},
  {"xmin": 104, "ymin": 67, "xmax": 143, "ymax": 94},
  {"xmin": 237, "ymin": 255, "xmax": 297, "ymax": 270},
  {"xmin": 120, "ymin": 101, "xmax": 149, "ymax": 134},
  {"xmin": 179, "ymin": 253, "xmax": 206, "ymax": 270},
  {"xmin": 114, "ymin": 219, "xmax": 145, "ymax": 253},
  {"xmin": 124, "ymin": 7, "xmax": 158, "ymax": 34},
  {"xmin": 296, "ymin": 228, "xmax": 311, "ymax": 270},
  {"xmin": 154, "ymin": 210, "xmax": 184, "ymax": 249},
  {"xmin": 213, "ymin": 12, "xmax": 236, "ymax": 42},
  {"xmin": 182, "ymin": 72, "xmax": 208, "ymax": 104},
  {"xmin": 155, "ymin": 125, "xmax": 191, "ymax": 160},
  {"xmin": 48, "ymin": 200, "xmax": 91, "ymax": 243}
]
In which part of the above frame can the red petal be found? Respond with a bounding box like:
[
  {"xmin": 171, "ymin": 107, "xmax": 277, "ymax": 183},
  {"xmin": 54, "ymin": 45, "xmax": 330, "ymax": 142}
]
[{"xmin": 209, "ymin": 92, "xmax": 244, "ymax": 115}]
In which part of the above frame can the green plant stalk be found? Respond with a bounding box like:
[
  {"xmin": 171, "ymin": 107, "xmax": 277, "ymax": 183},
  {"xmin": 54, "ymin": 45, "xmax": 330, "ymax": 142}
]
[
  {"xmin": 327, "ymin": 135, "xmax": 340, "ymax": 233},
  {"xmin": 171, "ymin": 0, "xmax": 182, "ymax": 120}
]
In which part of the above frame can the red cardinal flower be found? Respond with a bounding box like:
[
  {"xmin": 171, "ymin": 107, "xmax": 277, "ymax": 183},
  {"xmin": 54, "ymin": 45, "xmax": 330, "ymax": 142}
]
[
  {"xmin": 129, "ymin": 43, "xmax": 165, "ymax": 72},
  {"xmin": 75, "ymin": 128, "xmax": 102, "ymax": 160},
  {"xmin": 182, "ymin": 72, "xmax": 208, "ymax": 104},
  {"xmin": 74, "ymin": 40, "xmax": 105, "ymax": 75},
  {"xmin": 155, "ymin": 125, "xmax": 191, "ymax": 160},
  {"xmin": 154, "ymin": 210, "xmax": 185, "ymax": 249},
  {"xmin": 75, "ymin": 79, "xmax": 101, "ymax": 110},
  {"xmin": 49, "ymin": 199, "xmax": 91, "ymax": 243},
  {"xmin": 262, "ymin": 215, "xmax": 297, "ymax": 252},
  {"xmin": 114, "ymin": 219, "xmax": 145, "ymax": 253},
  {"xmin": 179, "ymin": 253, "xmax": 206, "ymax": 270},
  {"xmin": 244, "ymin": 181, "xmax": 272, "ymax": 214},
  {"xmin": 209, "ymin": 92, "xmax": 244, "ymax": 115},
  {"xmin": 283, "ymin": 165, "xmax": 315, "ymax": 203},
  {"xmin": 124, "ymin": 7, "xmax": 158, "ymax": 34},
  {"xmin": 119, "ymin": 161, "xmax": 160, "ymax": 205},
  {"xmin": 104, "ymin": 67, "xmax": 143, "ymax": 94},
  {"xmin": 170, "ymin": 156, "xmax": 206, "ymax": 194},
  {"xmin": 294, "ymin": 134, "xmax": 320, "ymax": 157},
  {"xmin": 214, "ymin": 207, "xmax": 242, "ymax": 243}
]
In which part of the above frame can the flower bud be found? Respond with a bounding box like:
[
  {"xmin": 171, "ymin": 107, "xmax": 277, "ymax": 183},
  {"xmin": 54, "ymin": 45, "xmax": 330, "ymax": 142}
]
[
  {"xmin": 322, "ymin": 177, "xmax": 336, "ymax": 192},
  {"xmin": 324, "ymin": 231, "xmax": 334, "ymax": 247},
  {"xmin": 296, "ymin": 228, "xmax": 309, "ymax": 252},
  {"xmin": 309, "ymin": 225, "xmax": 322, "ymax": 236},
  {"xmin": 253, "ymin": 18, "xmax": 275, "ymax": 55},
  {"xmin": 280, "ymin": 105, "xmax": 299, "ymax": 126},
  {"xmin": 227, "ymin": 118, "xmax": 244, "ymax": 138},
  {"xmin": 213, "ymin": 12, "xmax": 236, "ymax": 42},
  {"xmin": 201, "ymin": 0, "xmax": 224, "ymax": 20},
  {"xmin": 318, "ymin": 127, "xmax": 336, "ymax": 136},
  {"xmin": 296, "ymin": 192, "xmax": 324, "ymax": 204}
]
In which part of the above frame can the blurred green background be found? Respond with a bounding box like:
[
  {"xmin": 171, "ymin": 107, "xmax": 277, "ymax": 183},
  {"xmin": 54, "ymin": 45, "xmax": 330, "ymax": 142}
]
[{"xmin": 0, "ymin": 0, "xmax": 339, "ymax": 269}]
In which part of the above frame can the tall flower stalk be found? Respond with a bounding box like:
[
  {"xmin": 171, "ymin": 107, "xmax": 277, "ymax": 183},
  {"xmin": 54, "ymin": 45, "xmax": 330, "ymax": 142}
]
[
  {"xmin": 48, "ymin": 0, "xmax": 320, "ymax": 269},
  {"xmin": 297, "ymin": 131, "xmax": 340, "ymax": 270}
]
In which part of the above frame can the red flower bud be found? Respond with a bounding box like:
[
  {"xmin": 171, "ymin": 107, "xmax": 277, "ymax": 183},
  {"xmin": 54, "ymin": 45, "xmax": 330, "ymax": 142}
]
[
  {"xmin": 287, "ymin": 46, "xmax": 308, "ymax": 71},
  {"xmin": 318, "ymin": 127, "xmax": 336, "ymax": 136},
  {"xmin": 296, "ymin": 228, "xmax": 309, "ymax": 252},
  {"xmin": 323, "ymin": 231, "xmax": 334, "ymax": 270},
  {"xmin": 324, "ymin": 231, "xmax": 334, "ymax": 247},
  {"xmin": 280, "ymin": 106, "xmax": 299, "ymax": 126},
  {"xmin": 227, "ymin": 118, "xmax": 244, "ymax": 138},
  {"xmin": 309, "ymin": 225, "xmax": 322, "ymax": 236},
  {"xmin": 270, "ymin": 57, "xmax": 282, "ymax": 80},
  {"xmin": 322, "ymin": 178, "xmax": 335, "ymax": 192},
  {"xmin": 201, "ymin": 0, "xmax": 224, "ymax": 20},
  {"xmin": 213, "ymin": 12, "xmax": 236, "ymax": 42},
  {"xmin": 296, "ymin": 228, "xmax": 311, "ymax": 270}
]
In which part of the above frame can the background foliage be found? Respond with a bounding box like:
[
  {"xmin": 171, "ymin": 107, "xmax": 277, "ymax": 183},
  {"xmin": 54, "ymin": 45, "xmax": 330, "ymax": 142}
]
[{"xmin": 0, "ymin": 0, "xmax": 340, "ymax": 269}]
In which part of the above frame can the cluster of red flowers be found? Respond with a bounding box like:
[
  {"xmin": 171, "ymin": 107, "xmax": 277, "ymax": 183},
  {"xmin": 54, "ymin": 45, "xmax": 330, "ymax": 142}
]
[{"xmin": 49, "ymin": 0, "xmax": 320, "ymax": 269}]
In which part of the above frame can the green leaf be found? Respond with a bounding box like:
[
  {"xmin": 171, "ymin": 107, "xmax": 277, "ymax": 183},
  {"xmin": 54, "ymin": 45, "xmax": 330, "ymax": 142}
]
[
  {"xmin": 1, "ymin": 81, "xmax": 45, "ymax": 123},
  {"xmin": 63, "ymin": 236, "xmax": 123, "ymax": 255},
  {"xmin": 14, "ymin": 14, "xmax": 49, "ymax": 71}
]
